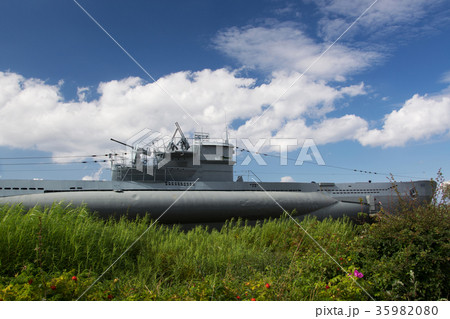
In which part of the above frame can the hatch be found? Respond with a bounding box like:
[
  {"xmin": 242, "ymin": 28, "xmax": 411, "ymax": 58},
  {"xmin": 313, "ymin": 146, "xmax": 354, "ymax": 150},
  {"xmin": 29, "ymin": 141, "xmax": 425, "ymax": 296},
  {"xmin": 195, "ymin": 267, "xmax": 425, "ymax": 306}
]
[{"xmin": 319, "ymin": 182, "xmax": 336, "ymax": 187}]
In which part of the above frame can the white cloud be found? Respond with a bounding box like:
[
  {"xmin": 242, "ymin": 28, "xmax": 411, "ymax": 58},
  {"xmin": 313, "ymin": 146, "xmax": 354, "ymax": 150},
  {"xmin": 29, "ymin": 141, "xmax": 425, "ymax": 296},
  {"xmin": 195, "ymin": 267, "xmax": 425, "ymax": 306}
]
[
  {"xmin": 213, "ymin": 22, "xmax": 380, "ymax": 81},
  {"xmin": 77, "ymin": 87, "xmax": 89, "ymax": 102},
  {"xmin": 441, "ymin": 71, "xmax": 450, "ymax": 84},
  {"xmin": 0, "ymin": 69, "xmax": 369, "ymax": 158},
  {"xmin": 280, "ymin": 176, "xmax": 295, "ymax": 183},
  {"xmin": 253, "ymin": 114, "xmax": 368, "ymax": 151},
  {"xmin": 213, "ymin": 1, "xmax": 448, "ymax": 81},
  {"xmin": 358, "ymin": 93, "xmax": 450, "ymax": 147},
  {"xmin": 1, "ymin": 67, "xmax": 448, "ymax": 157},
  {"xmin": 315, "ymin": 0, "xmax": 447, "ymax": 41},
  {"xmin": 82, "ymin": 167, "xmax": 105, "ymax": 181}
]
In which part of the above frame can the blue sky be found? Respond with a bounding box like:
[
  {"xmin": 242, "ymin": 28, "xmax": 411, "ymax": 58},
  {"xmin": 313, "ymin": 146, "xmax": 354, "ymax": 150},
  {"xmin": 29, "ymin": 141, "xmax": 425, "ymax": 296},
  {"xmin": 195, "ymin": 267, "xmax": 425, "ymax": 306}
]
[{"xmin": 0, "ymin": 0, "xmax": 449, "ymax": 183}]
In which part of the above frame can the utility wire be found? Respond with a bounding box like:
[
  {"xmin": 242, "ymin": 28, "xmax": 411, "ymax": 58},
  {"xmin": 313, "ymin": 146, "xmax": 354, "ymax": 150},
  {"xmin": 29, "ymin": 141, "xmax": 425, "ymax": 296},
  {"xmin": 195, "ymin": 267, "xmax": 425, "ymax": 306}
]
[
  {"xmin": 0, "ymin": 153, "xmax": 126, "ymax": 160},
  {"xmin": 0, "ymin": 168, "xmax": 111, "ymax": 172},
  {"xmin": 0, "ymin": 160, "xmax": 109, "ymax": 166},
  {"xmin": 235, "ymin": 146, "xmax": 425, "ymax": 180}
]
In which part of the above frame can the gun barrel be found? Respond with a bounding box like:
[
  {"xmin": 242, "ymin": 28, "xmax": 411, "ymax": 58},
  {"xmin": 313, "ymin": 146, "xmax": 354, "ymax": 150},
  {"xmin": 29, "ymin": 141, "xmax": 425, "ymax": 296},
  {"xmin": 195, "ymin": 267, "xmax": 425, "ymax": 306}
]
[{"xmin": 110, "ymin": 138, "xmax": 134, "ymax": 149}]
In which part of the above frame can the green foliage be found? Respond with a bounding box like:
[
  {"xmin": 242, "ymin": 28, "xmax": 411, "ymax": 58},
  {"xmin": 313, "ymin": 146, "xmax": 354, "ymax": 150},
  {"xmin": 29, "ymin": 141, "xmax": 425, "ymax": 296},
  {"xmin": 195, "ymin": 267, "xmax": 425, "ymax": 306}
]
[
  {"xmin": 0, "ymin": 187, "xmax": 448, "ymax": 301},
  {"xmin": 352, "ymin": 189, "xmax": 449, "ymax": 300}
]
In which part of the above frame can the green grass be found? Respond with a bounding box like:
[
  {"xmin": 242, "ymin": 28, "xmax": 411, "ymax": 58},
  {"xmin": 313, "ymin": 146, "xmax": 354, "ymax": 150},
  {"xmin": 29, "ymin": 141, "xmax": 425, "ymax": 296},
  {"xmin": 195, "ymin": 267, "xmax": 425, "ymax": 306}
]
[{"xmin": 0, "ymin": 190, "xmax": 448, "ymax": 300}]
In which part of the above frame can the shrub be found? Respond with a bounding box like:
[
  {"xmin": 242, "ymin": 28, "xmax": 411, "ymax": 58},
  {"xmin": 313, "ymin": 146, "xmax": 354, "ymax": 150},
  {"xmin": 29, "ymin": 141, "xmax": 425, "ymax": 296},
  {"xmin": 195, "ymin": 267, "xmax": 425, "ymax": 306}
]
[{"xmin": 352, "ymin": 173, "xmax": 449, "ymax": 300}]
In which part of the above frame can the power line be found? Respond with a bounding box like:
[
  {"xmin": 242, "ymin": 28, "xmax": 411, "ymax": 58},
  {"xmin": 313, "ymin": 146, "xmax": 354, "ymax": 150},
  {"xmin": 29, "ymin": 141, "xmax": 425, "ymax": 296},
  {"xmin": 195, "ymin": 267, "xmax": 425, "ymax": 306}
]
[
  {"xmin": 0, "ymin": 168, "xmax": 112, "ymax": 172},
  {"xmin": 0, "ymin": 153, "xmax": 126, "ymax": 160},
  {"xmin": 235, "ymin": 146, "xmax": 425, "ymax": 180},
  {"xmin": 0, "ymin": 160, "xmax": 109, "ymax": 166}
]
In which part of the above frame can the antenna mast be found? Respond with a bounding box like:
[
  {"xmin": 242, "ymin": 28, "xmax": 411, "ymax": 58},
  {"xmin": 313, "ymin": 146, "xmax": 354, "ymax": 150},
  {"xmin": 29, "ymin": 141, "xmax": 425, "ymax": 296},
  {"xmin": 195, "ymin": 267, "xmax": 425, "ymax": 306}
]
[{"xmin": 225, "ymin": 110, "xmax": 229, "ymax": 144}]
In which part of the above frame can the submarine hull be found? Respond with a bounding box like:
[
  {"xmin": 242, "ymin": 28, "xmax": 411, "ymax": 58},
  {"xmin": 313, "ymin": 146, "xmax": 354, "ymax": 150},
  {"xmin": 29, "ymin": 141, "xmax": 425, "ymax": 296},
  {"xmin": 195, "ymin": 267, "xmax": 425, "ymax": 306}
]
[{"xmin": 0, "ymin": 190, "xmax": 369, "ymax": 223}]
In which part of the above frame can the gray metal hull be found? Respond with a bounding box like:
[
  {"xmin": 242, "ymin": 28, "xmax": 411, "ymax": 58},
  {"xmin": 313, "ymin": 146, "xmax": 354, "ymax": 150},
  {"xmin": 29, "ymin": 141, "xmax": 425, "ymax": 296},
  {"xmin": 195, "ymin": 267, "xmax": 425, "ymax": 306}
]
[
  {"xmin": 0, "ymin": 178, "xmax": 434, "ymax": 223},
  {"xmin": 0, "ymin": 190, "xmax": 360, "ymax": 223}
]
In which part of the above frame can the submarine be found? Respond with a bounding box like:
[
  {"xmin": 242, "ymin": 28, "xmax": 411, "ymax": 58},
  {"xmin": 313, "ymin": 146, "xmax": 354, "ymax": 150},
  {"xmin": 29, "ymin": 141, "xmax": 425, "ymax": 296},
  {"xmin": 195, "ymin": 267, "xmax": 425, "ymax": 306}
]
[{"xmin": 0, "ymin": 122, "xmax": 435, "ymax": 223}]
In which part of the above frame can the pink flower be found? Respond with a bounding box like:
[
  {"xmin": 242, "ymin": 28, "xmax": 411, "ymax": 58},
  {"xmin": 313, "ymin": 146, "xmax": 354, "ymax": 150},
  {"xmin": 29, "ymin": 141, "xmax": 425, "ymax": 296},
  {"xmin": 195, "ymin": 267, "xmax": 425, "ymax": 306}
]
[{"xmin": 353, "ymin": 269, "xmax": 364, "ymax": 278}]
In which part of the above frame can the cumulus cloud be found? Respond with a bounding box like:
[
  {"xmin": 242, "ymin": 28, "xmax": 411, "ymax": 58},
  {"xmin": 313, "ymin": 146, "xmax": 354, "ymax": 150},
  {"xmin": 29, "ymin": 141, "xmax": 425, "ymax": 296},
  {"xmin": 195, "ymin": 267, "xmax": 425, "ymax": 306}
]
[
  {"xmin": 213, "ymin": 1, "xmax": 448, "ymax": 80},
  {"xmin": 0, "ymin": 69, "xmax": 369, "ymax": 157},
  {"xmin": 214, "ymin": 22, "xmax": 380, "ymax": 81},
  {"xmin": 280, "ymin": 176, "xmax": 295, "ymax": 183},
  {"xmin": 272, "ymin": 115, "xmax": 368, "ymax": 145},
  {"xmin": 1, "ymin": 66, "xmax": 449, "ymax": 157},
  {"xmin": 82, "ymin": 166, "xmax": 106, "ymax": 181},
  {"xmin": 358, "ymin": 93, "xmax": 450, "ymax": 147}
]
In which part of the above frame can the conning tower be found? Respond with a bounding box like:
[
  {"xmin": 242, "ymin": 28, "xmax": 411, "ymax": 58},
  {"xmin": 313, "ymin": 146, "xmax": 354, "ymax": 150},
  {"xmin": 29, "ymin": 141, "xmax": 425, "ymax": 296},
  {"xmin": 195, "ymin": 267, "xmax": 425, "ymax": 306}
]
[{"xmin": 111, "ymin": 123, "xmax": 235, "ymax": 182}]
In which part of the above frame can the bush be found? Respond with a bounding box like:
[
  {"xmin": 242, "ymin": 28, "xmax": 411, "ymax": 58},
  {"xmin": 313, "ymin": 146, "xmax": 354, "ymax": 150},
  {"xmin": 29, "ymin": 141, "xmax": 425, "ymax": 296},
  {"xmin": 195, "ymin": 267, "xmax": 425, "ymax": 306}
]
[{"xmin": 351, "ymin": 173, "xmax": 449, "ymax": 300}]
